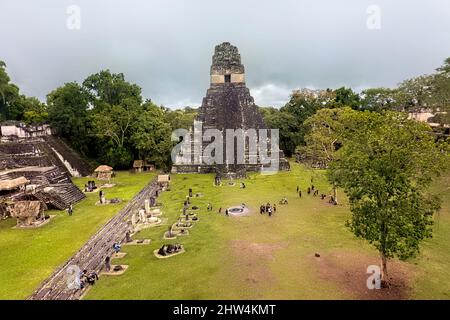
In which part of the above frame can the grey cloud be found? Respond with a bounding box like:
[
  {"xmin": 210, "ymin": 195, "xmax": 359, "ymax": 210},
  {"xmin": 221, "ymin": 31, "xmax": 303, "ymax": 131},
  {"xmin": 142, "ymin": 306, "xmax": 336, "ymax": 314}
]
[{"xmin": 1, "ymin": 0, "xmax": 449, "ymax": 107}]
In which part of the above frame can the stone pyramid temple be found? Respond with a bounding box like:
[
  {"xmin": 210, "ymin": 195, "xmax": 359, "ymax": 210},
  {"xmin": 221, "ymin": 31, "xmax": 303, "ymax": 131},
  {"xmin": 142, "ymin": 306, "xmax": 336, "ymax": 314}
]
[{"xmin": 172, "ymin": 42, "xmax": 290, "ymax": 177}]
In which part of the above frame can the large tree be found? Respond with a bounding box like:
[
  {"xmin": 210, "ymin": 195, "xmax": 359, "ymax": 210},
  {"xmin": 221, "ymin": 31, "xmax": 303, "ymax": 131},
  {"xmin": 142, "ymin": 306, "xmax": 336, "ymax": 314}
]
[
  {"xmin": 90, "ymin": 97, "xmax": 141, "ymax": 167},
  {"xmin": 164, "ymin": 106, "xmax": 198, "ymax": 131},
  {"xmin": 360, "ymin": 88, "xmax": 401, "ymax": 112},
  {"xmin": 329, "ymin": 87, "xmax": 360, "ymax": 110},
  {"xmin": 47, "ymin": 82, "xmax": 91, "ymax": 154},
  {"xmin": 83, "ymin": 70, "xmax": 142, "ymax": 107},
  {"xmin": 329, "ymin": 110, "xmax": 449, "ymax": 286},
  {"xmin": 302, "ymin": 107, "xmax": 354, "ymax": 203},
  {"xmin": 261, "ymin": 107, "xmax": 302, "ymax": 157},
  {"xmin": 0, "ymin": 61, "xmax": 21, "ymax": 120},
  {"xmin": 132, "ymin": 102, "xmax": 173, "ymax": 169},
  {"xmin": 427, "ymin": 58, "xmax": 450, "ymax": 125}
]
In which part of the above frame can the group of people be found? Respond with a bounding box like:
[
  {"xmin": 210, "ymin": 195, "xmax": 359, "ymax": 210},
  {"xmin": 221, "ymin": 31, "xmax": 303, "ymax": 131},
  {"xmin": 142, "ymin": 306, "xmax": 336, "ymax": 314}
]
[
  {"xmin": 84, "ymin": 180, "xmax": 97, "ymax": 192},
  {"xmin": 158, "ymin": 243, "xmax": 182, "ymax": 256},
  {"xmin": 79, "ymin": 269, "xmax": 99, "ymax": 288},
  {"xmin": 260, "ymin": 203, "xmax": 276, "ymax": 216},
  {"xmin": 297, "ymin": 184, "xmax": 337, "ymax": 205}
]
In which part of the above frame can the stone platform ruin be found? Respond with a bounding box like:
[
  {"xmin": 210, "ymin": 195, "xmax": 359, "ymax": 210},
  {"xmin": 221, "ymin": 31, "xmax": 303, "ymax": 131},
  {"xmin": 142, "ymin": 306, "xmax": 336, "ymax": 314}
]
[
  {"xmin": 0, "ymin": 122, "xmax": 92, "ymax": 215},
  {"xmin": 172, "ymin": 42, "xmax": 290, "ymax": 178}
]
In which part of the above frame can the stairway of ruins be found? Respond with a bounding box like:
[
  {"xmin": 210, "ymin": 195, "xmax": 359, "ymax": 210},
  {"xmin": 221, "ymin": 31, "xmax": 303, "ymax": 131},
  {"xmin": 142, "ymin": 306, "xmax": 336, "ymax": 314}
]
[
  {"xmin": 28, "ymin": 176, "xmax": 161, "ymax": 300},
  {"xmin": 43, "ymin": 136, "xmax": 93, "ymax": 177}
]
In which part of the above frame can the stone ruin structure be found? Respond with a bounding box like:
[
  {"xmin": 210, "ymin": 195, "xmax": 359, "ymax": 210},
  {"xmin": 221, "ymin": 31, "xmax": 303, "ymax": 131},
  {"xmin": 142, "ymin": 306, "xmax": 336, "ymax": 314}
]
[
  {"xmin": 9, "ymin": 200, "xmax": 48, "ymax": 227},
  {"xmin": 0, "ymin": 122, "xmax": 91, "ymax": 213},
  {"xmin": 172, "ymin": 42, "xmax": 290, "ymax": 178}
]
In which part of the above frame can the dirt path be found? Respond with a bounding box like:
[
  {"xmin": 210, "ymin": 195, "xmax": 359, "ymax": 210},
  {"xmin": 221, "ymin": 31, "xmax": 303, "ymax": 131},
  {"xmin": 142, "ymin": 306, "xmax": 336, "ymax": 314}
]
[{"xmin": 312, "ymin": 250, "xmax": 413, "ymax": 299}]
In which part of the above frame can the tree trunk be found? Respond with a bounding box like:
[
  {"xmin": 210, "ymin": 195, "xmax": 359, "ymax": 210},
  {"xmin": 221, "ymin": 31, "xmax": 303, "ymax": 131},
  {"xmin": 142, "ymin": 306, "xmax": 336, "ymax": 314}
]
[
  {"xmin": 333, "ymin": 182, "xmax": 338, "ymax": 204},
  {"xmin": 380, "ymin": 252, "xmax": 390, "ymax": 288}
]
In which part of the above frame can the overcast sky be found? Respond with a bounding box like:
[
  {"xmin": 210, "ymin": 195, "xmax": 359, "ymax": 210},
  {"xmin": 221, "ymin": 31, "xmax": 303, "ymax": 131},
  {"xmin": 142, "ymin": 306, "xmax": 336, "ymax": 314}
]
[{"xmin": 1, "ymin": 0, "xmax": 449, "ymax": 108}]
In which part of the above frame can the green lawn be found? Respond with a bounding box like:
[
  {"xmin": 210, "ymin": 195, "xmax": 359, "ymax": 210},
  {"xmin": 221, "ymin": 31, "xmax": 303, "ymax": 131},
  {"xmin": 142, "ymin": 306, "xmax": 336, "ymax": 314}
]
[
  {"xmin": 1, "ymin": 163, "xmax": 448, "ymax": 300},
  {"xmin": 83, "ymin": 163, "xmax": 450, "ymax": 299},
  {"xmin": 0, "ymin": 171, "xmax": 155, "ymax": 300}
]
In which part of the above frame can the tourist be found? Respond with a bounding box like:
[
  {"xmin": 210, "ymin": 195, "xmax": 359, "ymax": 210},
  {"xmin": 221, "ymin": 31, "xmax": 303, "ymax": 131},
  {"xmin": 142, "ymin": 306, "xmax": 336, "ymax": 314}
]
[
  {"xmin": 273, "ymin": 204, "xmax": 277, "ymax": 214},
  {"xmin": 296, "ymin": 186, "xmax": 299, "ymax": 192},
  {"xmin": 218, "ymin": 207, "xmax": 222, "ymax": 214},
  {"xmin": 260, "ymin": 205, "xmax": 264, "ymax": 214},
  {"xmin": 312, "ymin": 185, "xmax": 315, "ymax": 191},
  {"xmin": 158, "ymin": 245, "xmax": 167, "ymax": 256},
  {"xmin": 113, "ymin": 242, "xmax": 121, "ymax": 254},
  {"xmin": 87, "ymin": 271, "xmax": 98, "ymax": 285},
  {"xmin": 268, "ymin": 206, "xmax": 272, "ymax": 217},
  {"xmin": 125, "ymin": 231, "xmax": 132, "ymax": 243},
  {"xmin": 79, "ymin": 270, "xmax": 88, "ymax": 288},
  {"xmin": 299, "ymin": 190, "xmax": 302, "ymax": 198},
  {"xmin": 307, "ymin": 187, "xmax": 311, "ymax": 194},
  {"xmin": 68, "ymin": 204, "xmax": 73, "ymax": 216},
  {"xmin": 225, "ymin": 209, "xmax": 229, "ymax": 216},
  {"xmin": 105, "ymin": 256, "xmax": 111, "ymax": 272},
  {"xmin": 329, "ymin": 196, "xmax": 336, "ymax": 205}
]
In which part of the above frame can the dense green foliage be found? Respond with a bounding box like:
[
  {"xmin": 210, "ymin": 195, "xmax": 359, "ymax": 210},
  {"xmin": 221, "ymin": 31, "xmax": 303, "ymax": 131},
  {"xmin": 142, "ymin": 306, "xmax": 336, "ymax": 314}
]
[
  {"xmin": 0, "ymin": 61, "xmax": 48, "ymax": 123},
  {"xmin": 260, "ymin": 58, "xmax": 450, "ymax": 157},
  {"xmin": 46, "ymin": 70, "xmax": 197, "ymax": 169},
  {"xmin": 312, "ymin": 109, "xmax": 450, "ymax": 283},
  {"xmin": 1, "ymin": 56, "xmax": 449, "ymax": 169}
]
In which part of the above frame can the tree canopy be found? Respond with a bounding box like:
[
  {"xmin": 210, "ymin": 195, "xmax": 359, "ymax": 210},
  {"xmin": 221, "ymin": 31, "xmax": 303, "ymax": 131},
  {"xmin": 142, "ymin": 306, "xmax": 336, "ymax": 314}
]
[{"xmin": 328, "ymin": 109, "xmax": 450, "ymax": 284}]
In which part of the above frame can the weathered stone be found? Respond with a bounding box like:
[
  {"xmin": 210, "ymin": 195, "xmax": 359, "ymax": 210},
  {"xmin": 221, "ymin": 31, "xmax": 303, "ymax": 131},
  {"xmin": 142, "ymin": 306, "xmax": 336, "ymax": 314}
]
[{"xmin": 173, "ymin": 42, "xmax": 290, "ymax": 177}]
